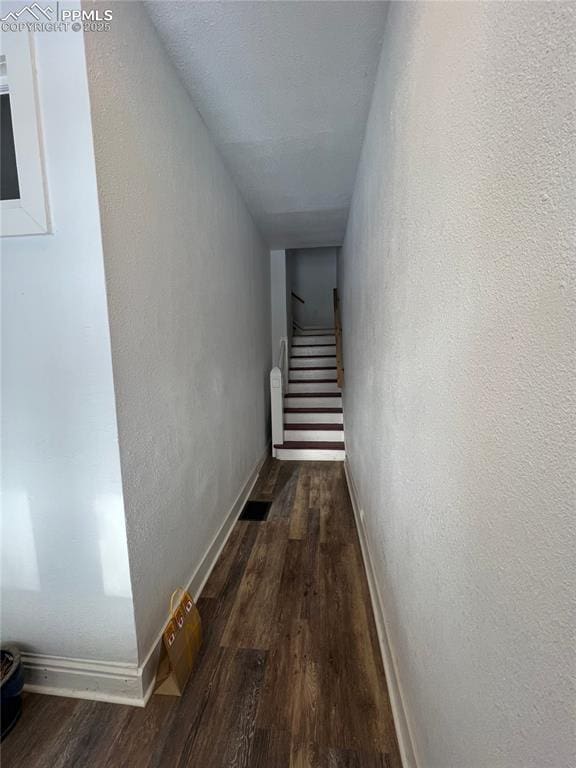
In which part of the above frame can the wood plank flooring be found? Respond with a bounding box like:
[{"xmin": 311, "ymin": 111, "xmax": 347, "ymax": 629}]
[{"xmin": 2, "ymin": 460, "xmax": 401, "ymax": 768}]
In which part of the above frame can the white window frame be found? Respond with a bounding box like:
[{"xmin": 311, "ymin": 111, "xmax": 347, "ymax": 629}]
[{"xmin": 1, "ymin": 31, "xmax": 50, "ymax": 236}]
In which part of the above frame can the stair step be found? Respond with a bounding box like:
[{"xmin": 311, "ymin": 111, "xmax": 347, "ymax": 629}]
[
  {"xmin": 294, "ymin": 329, "xmax": 333, "ymax": 336},
  {"xmin": 288, "ymin": 383, "xmax": 340, "ymax": 394},
  {"xmin": 284, "ymin": 409, "xmax": 343, "ymax": 424},
  {"xmin": 289, "ymin": 369, "xmax": 337, "ymax": 380},
  {"xmin": 284, "ymin": 400, "xmax": 342, "ymax": 409},
  {"xmin": 284, "ymin": 423, "xmax": 343, "ymax": 430},
  {"xmin": 285, "ymin": 430, "xmax": 342, "ymax": 441},
  {"xmin": 284, "ymin": 392, "xmax": 341, "ymax": 398},
  {"xmin": 289, "ymin": 378, "xmax": 337, "ymax": 384},
  {"xmin": 284, "ymin": 407, "xmax": 343, "ymax": 413},
  {"xmin": 289, "ymin": 357, "xmax": 336, "ymax": 368},
  {"xmin": 291, "ymin": 345, "xmax": 335, "ymax": 356},
  {"xmin": 275, "ymin": 441, "xmax": 345, "ymax": 449},
  {"xmin": 274, "ymin": 441, "xmax": 346, "ymax": 462},
  {"xmin": 293, "ymin": 335, "xmax": 335, "ymax": 346}
]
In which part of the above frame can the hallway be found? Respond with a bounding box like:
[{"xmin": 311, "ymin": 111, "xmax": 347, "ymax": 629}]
[
  {"xmin": 2, "ymin": 2, "xmax": 574, "ymax": 765},
  {"xmin": 3, "ymin": 460, "xmax": 401, "ymax": 768}
]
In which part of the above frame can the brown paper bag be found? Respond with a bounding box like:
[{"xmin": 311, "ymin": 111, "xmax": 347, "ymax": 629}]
[{"xmin": 154, "ymin": 588, "xmax": 202, "ymax": 696}]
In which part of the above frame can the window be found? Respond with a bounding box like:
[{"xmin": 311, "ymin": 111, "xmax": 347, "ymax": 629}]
[
  {"xmin": 1, "ymin": 89, "xmax": 21, "ymax": 201},
  {"xmin": 0, "ymin": 33, "xmax": 50, "ymax": 236}
]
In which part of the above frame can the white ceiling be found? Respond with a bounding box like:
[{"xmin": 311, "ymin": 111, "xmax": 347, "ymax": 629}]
[{"xmin": 145, "ymin": 1, "xmax": 388, "ymax": 248}]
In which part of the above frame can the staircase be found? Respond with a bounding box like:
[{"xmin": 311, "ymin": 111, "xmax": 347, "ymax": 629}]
[{"xmin": 273, "ymin": 328, "xmax": 345, "ymax": 461}]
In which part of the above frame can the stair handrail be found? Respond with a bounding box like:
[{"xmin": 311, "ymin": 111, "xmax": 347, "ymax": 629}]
[
  {"xmin": 270, "ymin": 336, "xmax": 288, "ymax": 456},
  {"xmin": 333, "ymin": 289, "xmax": 344, "ymax": 388}
]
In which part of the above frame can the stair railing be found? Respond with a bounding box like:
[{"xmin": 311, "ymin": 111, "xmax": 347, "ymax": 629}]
[
  {"xmin": 333, "ymin": 289, "xmax": 344, "ymax": 388},
  {"xmin": 270, "ymin": 336, "xmax": 288, "ymax": 457}
]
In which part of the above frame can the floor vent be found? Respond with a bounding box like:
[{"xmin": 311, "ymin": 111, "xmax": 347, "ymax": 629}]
[{"xmin": 239, "ymin": 500, "xmax": 272, "ymax": 521}]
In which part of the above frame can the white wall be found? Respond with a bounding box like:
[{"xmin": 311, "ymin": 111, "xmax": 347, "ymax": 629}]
[
  {"xmin": 1, "ymin": 27, "xmax": 137, "ymax": 664},
  {"xmin": 84, "ymin": 1, "xmax": 271, "ymax": 662},
  {"xmin": 340, "ymin": 4, "xmax": 576, "ymax": 767},
  {"xmin": 270, "ymin": 250, "xmax": 288, "ymax": 360},
  {"xmin": 289, "ymin": 247, "xmax": 337, "ymax": 328}
]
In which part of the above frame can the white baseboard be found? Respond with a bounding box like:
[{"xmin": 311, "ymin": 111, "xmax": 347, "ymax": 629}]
[
  {"xmin": 188, "ymin": 441, "xmax": 270, "ymax": 601},
  {"xmin": 137, "ymin": 441, "xmax": 270, "ymax": 705},
  {"xmin": 344, "ymin": 460, "xmax": 419, "ymax": 768},
  {"xmin": 23, "ymin": 444, "xmax": 270, "ymax": 707},
  {"xmin": 22, "ymin": 654, "xmax": 147, "ymax": 706}
]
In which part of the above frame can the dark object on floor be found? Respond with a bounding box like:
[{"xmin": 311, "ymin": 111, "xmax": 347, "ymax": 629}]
[
  {"xmin": 1, "ymin": 646, "xmax": 24, "ymax": 741},
  {"xmin": 239, "ymin": 499, "xmax": 272, "ymax": 521}
]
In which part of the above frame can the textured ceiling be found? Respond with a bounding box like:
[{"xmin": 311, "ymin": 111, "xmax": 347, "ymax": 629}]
[{"xmin": 145, "ymin": 1, "xmax": 388, "ymax": 248}]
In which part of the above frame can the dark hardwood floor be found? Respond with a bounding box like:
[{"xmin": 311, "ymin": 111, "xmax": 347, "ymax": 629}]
[{"xmin": 2, "ymin": 460, "xmax": 401, "ymax": 768}]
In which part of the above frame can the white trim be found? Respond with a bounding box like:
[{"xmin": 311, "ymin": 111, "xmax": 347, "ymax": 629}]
[
  {"xmin": 271, "ymin": 336, "xmax": 289, "ymax": 457},
  {"xmin": 0, "ymin": 32, "xmax": 51, "ymax": 236},
  {"xmin": 22, "ymin": 654, "xmax": 146, "ymax": 706},
  {"xmin": 344, "ymin": 460, "xmax": 419, "ymax": 768},
  {"xmin": 271, "ymin": 365, "xmax": 284, "ymax": 458},
  {"xmin": 23, "ymin": 444, "xmax": 270, "ymax": 706}
]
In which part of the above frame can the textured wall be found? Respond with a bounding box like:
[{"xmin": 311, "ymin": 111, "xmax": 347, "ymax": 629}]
[
  {"xmin": 1, "ymin": 26, "xmax": 137, "ymax": 663},
  {"xmin": 270, "ymin": 250, "xmax": 288, "ymax": 360},
  {"xmin": 84, "ymin": 2, "xmax": 271, "ymax": 661},
  {"xmin": 340, "ymin": 3, "xmax": 576, "ymax": 767},
  {"xmin": 290, "ymin": 247, "xmax": 337, "ymax": 328}
]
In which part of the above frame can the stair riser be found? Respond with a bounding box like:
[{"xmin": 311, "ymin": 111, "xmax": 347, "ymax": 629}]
[
  {"xmin": 289, "ymin": 357, "xmax": 336, "ymax": 368},
  {"xmin": 289, "ymin": 369, "xmax": 337, "ymax": 380},
  {"xmin": 284, "ymin": 429, "xmax": 343, "ymax": 441},
  {"xmin": 292, "ymin": 335, "xmax": 335, "ymax": 346},
  {"xmin": 292, "ymin": 346, "xmax": 335, "ymax": 356},
  {"xmin": 294, "ymin": 328, "xmax": 333, "ymax": 336},
  {"xmin": 287, "ymin": 382, "xmax": 340, "ymax": 393},
  {"xmin": 275, "ymin": 448, "xmax": 345, "ymax": 461},
  {"xmin": 284, "ymin": 412, "xmax": 343, "ymax": 424},
  {"xmin": 284, "ymin": 396, "xmax": 342, "ymax": 408}
]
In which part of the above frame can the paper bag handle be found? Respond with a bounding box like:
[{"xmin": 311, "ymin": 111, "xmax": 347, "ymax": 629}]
[
  {"xmin": 167, "ymin": 587, "xmax": 199, "ymax": 672},
  {"xmin": 170, "ymin": 587, "xmax": 186, "ymax": 616}
]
